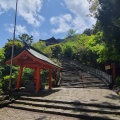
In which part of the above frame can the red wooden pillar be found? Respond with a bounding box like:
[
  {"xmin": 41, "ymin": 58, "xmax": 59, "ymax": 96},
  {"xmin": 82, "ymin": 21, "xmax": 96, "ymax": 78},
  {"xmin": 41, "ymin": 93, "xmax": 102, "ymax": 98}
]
[
  {"xmin": 36, "ymin": 67, "xmax": 40, "ymax": 92},
  {"xmin": 34, "ymin": 68, "xmax": 37, "ymax": 83},
  {"xmin": 49, "ymin": 68, "xmax": 52, "ymax": 89},
  {"xmin": 16, "ymin": 66, "xmax": 23, "ymax": 90}
]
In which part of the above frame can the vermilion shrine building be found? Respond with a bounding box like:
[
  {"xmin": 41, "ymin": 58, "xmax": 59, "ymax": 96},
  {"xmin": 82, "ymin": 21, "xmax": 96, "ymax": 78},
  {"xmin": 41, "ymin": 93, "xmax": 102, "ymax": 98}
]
[{"xmin": 6, "ymin": 46, "xmax": 61, "ymax": 92}]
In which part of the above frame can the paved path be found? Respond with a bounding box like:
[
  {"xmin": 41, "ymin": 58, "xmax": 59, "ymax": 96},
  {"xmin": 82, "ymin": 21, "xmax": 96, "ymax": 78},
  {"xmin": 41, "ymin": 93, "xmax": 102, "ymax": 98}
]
[
  {"xmin": 0, "ymin": 88, "xmax": 120, "ymax": 120},
  {"xmin": 28, "ymin": 88, "xmax": 120, "ymax": 105},
  {"xmin": 0, "ymin": 107, "xmax": 79, "ymax": 120}
]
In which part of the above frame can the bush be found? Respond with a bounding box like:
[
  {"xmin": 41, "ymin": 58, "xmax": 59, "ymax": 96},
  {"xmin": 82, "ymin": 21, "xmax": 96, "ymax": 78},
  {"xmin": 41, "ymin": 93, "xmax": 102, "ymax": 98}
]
[
  {"xmin": 21, "ymin": 68, "xmax": 34, "ymax": 86},
  {"xmin": 41, "ymin": 70, "xmax": 48, "ymax": 84},
  {"xmin": 2, "ymin": 75, "xmax": 16, "ymax": 91},
  {"xmin": 115, "ymin": 77, "xmax": 120, "ymax": 87},
  {"xmin": 64, "ymin": 46, "xmax": 73, "ymax": 58}
]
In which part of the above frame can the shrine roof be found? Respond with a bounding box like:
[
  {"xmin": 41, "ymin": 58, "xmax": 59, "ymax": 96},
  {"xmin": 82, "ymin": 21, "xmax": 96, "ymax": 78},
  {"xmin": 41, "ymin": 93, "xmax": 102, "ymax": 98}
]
[
  {"xmin": 27, "ymin": 47, "xmax": 59, "ymax": 67},
  {"xmin": 6, "ymin": 46, "xmax": 61, "ymax": 69}
]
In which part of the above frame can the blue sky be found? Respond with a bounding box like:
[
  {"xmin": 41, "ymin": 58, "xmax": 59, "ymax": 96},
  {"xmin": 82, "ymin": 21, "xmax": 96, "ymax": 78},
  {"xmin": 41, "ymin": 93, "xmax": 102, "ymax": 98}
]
[{"xmin": 0, "ymin": 0, "xmax": 96, "ymax": 48}]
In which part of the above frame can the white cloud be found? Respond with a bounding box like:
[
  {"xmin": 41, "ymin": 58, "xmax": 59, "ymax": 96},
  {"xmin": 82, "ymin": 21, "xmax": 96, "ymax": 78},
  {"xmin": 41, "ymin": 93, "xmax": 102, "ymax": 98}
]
[
  {"xmin": 0, "ymin": 0, "xmax": 44, "ymax": 27},
  {"xmin": 64, "ymin": 0, "xmax": 96, "ymax": 32},
  {"xmin": 50, "ymin": 14, "xmax": 72, "ymax": 33},
  {"xmin": 5, "ymin": 24, "xmax": 28, "ymax": 35},
  {"xmin": 50, "ymin": 0, "xmax": 96, "ymax": 34},
  {"xmin": 31, "ymin": 31, "xmax": 49, "ymax": 41},
  {"xmin": 0, "ymin": 8, "xmax": 4, "ymax": 15},
  {"xmin": 31, "ymin": 30, "xmax": 40, "ymax": 41},
  {"xmin": 64, "ymin": 0, "xmax": 89, "ymax": 16},
  {"xmin": 0, "ymin": 11, "xmax": 3, "ymax": 15}
]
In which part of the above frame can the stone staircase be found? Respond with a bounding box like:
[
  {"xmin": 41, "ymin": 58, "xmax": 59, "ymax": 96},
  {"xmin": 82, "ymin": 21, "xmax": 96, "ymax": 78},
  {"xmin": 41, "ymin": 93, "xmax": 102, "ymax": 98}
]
[
  {"xmin": 61, "ymin": 63, "xmax": 109, "ymax": 88},
  {"xmin": 7, "ymin": 95, "xmax": 120, "ymax": 120}
]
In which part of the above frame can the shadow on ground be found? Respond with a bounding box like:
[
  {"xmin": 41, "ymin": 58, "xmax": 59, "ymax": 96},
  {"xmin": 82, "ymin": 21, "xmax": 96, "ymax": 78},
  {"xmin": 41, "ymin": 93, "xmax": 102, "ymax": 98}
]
[
  {"xmin": 35, "ymin": 116, "xmax": 48, "ymax": 120},
  {"xmin": 104, "ymin": 93, "xmax": 120, "ymax": 100},
  {"xmin": 12, "ymin": 89, "xmax": 61, "ymax": 97},
  {"xmin": 72, "ymin": 100, "xmax": 120, "ymax": 120}
]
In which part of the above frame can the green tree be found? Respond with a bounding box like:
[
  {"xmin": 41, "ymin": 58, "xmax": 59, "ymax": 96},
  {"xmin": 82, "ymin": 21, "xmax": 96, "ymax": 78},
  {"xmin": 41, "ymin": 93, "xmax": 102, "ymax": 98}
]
[
  {"xmin": 0, "ymin": 48, "xmax": 5, "ymax": 64},
  {"xmin": 0, "ymin": 48, "xmax": 5, "ymax": 94},
  {"xmin": 89, "ymin": 0, "xmax": 120, "ymax": 62},
  {"xmin": 32, "ymin": 41, "xmax": 46, "ymax": 52},
  {"xmin": 51, "ymin": 44, "xmax": 62, "ymax": 58},
  {"xmin": 83, "ymin": 28, "xmax": 93, "ymax": 36},
  {"xmin": 67, "ymin": 29, "xmax": 76, "ymax": 38},
  {"xmin": 4, "ymin": 39, "xmax": 23, "ymax": 60},
  {"xmin": 64, "ymin": 45, "xmax": 73, "ymax": 59},
  {"xmin": 43, "ymin": 47, "xmax": 53, "ymax": 58},
  {"xmin": 86, "ymin": 32, "xmax": 108, "ymax": 64},
  {"xmin": 1, "ymin": 40, "xmax": 23, "ymax": 92},
  {"xmin": 19, "ymin": 34, "xmax": 33, "ymax": 46}
]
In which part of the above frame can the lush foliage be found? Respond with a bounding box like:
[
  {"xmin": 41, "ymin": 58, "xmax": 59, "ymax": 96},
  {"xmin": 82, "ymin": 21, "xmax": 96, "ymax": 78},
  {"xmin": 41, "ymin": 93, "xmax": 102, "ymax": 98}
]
[
  {"xmin": 18, "ymin": 34, "xmax": 33, "ymax": 46},
  {"xmin": 32, "ymin": 41, "xmax": 46, "ymax": 52},
  {"xmin": 89, "ymin": 0, "xmax": 120, "ymax": 62},
  {"xmin": 115, "ymin": 77, "xmax": 120, "ymax": 87},
  {"xmin": 67, "ymin": 29, "xmax": 76, "ymax": 37},
  {"xmin": 4, "ymin": 40, "xmax": 24, "ymax": 60}
]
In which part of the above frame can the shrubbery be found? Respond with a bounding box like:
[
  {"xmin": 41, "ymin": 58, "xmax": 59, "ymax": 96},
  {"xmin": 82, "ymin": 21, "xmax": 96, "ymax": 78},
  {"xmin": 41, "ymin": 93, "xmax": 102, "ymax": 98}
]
[{"xmin": 115, "ymin": 77, "xmax": 120, "ymax": 87}]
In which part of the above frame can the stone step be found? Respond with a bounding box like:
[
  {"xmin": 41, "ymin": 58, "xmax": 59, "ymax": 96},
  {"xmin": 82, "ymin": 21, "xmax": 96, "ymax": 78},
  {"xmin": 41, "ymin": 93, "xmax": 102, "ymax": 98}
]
[
  {"xmin": 61, "ymin": 78, "xmax": 103, "ymax": 81},
  {"xmin": 0, "ymin": 100, "xmax": 12, "ymax": 107},
  {"xmin": 17, "ymin": 96, "xmax": 120, "ymax": 109},
  {"xmin": 7, "ymin": 99, "xmax": 120, "ymax": 120},
  {"xmin": 61, "ymin": 82, "xmax": 107, "ymax": 86},
  {"xmin": 61, "ymin": 74, "xmax": 79, "ymax": 77},
  {"xmin": 61, "ymin": 81, "xmax": 108, "ymax": 85},
  {"xmin": 62, "ymin": 81, "xmax": 104, "ymax": 84},
  {"xmin": 61, "ymin": 78, "xmax": 79, "ymax": 80},
  {"xmin": 61, "ymin": 83, "xmax": 108, "ymax": 88},
  {"xmin": 61, "ymin": 79, "xmax": 80, "ymax": 81},
  {"xmin": 61, "ymin": 85, "xmax": 108, "ymax": 89},
  {"xmin": 62, "ymin": 71, "xmax": 79, "ymax": 74},
  {"xmin": 12, "ymin": 100, "xmax": 120, "ymax": 114},
  {"xmin": 61, "ymin": 68, "xmax": 108, "ymax": 88}
]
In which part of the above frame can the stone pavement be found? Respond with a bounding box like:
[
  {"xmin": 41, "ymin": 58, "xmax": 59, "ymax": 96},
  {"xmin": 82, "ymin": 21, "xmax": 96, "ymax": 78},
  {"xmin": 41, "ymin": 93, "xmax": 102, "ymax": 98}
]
[
  {"xmin": 0, "ymin": 107, "xmax": 79, "ymax": 120},
  {"xmin": 25, "ymin": 88, "xmax": 120, "ymax": 105},
  {"xmin": 0, "ymin": 88, "xmax": 120, "ymax": 120}
]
